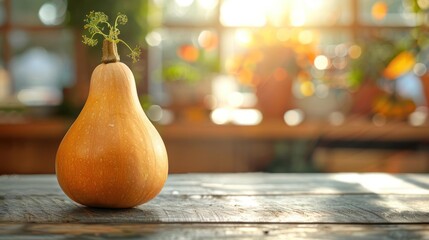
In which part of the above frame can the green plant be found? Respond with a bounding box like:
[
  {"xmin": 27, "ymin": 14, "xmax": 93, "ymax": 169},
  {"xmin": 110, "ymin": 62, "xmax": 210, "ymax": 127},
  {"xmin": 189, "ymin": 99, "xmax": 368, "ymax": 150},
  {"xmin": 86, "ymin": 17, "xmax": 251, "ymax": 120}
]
[{"xmin": 82, "ymin": 11, "xmax": 141, "ymax": 62}]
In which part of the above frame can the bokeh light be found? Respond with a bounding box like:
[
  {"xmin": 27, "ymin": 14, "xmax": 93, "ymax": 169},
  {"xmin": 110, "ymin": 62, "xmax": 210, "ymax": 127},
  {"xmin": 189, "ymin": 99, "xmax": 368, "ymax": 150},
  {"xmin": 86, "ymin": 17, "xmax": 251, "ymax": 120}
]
[
  {"xmin": 348, "ymin": 45, "xmax": 362, "ymax": 59},
  {"xmin": 418, "ymin": 0, "xmax": 429, "ymax": 9},
  {"xmin": 413, "ymin": 63, "xmax": 427, "ymax": 77},
  {"xmin": 177, "ymin": 44, "xmax": 199, "ymax": 62},
  {"xmin": 210, "ymin": 108, "xmax": 262, "ymax": 125},
  {"xmin": 38, "ymin": 0, "xmax": 67, "ymax": 26},
  {"xmin": 284, "ymin": 109, "xmax": 305, "ymax": 126},
  {"xmin": 409, "ymin": 106, "xmax": 428, "ymax": 126},
  {"xmin": 198, "ymin": 30, "xmax": 218, "ymax": 50},
  {"xmin": 371, "ymin": 1, "xmax": 388, "ymax": 21},
  {"xmin": 211, "ymin": 108, "xmax": 230, "ymax": 125},
  {"xmin": 300, "ymin": 81, "xmax": 315, "ymax": 97},
  {"xmin": 147, "ymin": 105, "xmax": 163, "ymax": 122},
  {"xmin": 314, "ymin": 55, "xmax": 329, "ymax": 70},
  {"xmin": 146, "ymin": 31, "xmax": 162, "ymax": 47},
  {"xmin": 147, "ymin": 105, "xmax": 175, "ymax": 125},
  {"xmin": 231, "ymin": 109, "xmax": 262, "ymax": 125}
]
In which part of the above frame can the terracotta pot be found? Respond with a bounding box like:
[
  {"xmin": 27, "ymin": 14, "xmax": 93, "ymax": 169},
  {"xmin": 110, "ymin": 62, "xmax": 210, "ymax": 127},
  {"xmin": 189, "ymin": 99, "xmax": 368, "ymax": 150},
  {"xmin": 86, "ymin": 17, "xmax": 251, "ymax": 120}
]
[
  {"xmin": 350, "ymin": 81, "xmax": 382, "ymax": 116},
  {"xmin": 255, "ymin": 75, "xmax": 294, "ymax": 120}
]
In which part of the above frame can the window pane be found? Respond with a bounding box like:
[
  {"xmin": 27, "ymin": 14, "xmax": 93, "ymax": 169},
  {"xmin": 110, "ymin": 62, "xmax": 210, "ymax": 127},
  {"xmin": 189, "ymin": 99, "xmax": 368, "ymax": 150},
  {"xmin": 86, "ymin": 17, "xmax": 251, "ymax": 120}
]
[
  {"xmin": 222, "ymin": 28, "xmax": 353, "ymax": 106},
  {"xmin": 220, "ymin": 0, "xmax": 351, "ymax": 27},
  {"xmin": 11, "ymin": 0, "xmax": 67, "ymax": 26},
  {"xmin": 148, "ymin": 28, "xmax": 219, "ymax": 104},
  {"xmin": 9, "ymin": 30, "xmax": 75, "ymax": 106},
  {"xmin": 161, "ymin": 0, "xmax": 218, "ymax": 25},
  {"xmin": 359, "ymin": 0, "xmax": 418, "ymax": 26}
]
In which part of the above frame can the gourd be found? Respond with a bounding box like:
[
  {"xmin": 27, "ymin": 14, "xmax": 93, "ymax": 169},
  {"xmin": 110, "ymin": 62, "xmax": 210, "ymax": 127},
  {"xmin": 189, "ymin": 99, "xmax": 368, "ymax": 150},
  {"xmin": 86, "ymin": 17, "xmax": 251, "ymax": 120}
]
[{"xmin": 56, "ymin": 12, "xmax": 168, "ymax": 208}]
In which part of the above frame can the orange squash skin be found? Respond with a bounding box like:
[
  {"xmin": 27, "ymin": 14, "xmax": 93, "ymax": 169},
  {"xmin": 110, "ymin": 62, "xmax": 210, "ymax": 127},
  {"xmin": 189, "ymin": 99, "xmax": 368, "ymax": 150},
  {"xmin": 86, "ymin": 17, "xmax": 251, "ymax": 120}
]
[{"xmin": 56, "ymin": 62, "xmax": 168, "ymax": 208}]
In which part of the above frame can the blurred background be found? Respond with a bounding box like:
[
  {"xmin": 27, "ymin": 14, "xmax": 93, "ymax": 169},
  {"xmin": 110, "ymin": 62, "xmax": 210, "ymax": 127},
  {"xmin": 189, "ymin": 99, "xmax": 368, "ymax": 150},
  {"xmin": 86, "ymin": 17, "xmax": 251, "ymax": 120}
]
[{"xmin": 1, "ymin": 0, "xmax": 429, "ymax": 174}]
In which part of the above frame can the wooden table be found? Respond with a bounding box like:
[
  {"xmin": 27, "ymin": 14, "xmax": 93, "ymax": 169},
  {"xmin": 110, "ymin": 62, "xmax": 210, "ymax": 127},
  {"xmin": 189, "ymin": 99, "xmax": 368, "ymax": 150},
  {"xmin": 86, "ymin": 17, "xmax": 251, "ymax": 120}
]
[{"xmin": 1, "ymin": 173, "xmax": 429, "ymax": 239}]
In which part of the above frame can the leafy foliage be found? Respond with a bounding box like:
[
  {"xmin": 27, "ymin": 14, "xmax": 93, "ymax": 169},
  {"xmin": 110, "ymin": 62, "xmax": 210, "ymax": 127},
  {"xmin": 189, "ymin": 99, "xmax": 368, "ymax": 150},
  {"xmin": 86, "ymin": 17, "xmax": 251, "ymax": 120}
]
[{"xmin": 82, "ymin": 11, "xmax": 140, "ymax": 62}]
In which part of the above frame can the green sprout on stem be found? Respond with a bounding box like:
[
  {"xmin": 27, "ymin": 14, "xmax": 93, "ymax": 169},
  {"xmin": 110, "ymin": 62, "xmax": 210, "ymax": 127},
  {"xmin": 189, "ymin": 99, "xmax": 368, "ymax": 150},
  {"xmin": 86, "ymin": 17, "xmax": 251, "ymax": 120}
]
[{"xmin": 82, "ymin": 11, "xmax": 141, "ymax": 63}]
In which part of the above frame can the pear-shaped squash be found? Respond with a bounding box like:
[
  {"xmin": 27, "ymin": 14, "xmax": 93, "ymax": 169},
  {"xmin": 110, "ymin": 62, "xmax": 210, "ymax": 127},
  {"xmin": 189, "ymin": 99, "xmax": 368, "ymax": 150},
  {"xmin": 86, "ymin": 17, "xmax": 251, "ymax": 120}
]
[{"xmin": 56, "ymin": 39, "xmax": 168, "ymax": 208}]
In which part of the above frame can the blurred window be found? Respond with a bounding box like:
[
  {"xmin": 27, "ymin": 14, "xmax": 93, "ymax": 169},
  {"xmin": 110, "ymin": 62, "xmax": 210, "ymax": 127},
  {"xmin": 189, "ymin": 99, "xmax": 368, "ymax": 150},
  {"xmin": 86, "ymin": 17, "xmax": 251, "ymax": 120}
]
[
  {"xmin": 148, "ymin": 0, "xmax": 426, "ymax": 115},
  {"xmin": 0, "ymin": 0, "xmax": 74, "ymax": 107}
]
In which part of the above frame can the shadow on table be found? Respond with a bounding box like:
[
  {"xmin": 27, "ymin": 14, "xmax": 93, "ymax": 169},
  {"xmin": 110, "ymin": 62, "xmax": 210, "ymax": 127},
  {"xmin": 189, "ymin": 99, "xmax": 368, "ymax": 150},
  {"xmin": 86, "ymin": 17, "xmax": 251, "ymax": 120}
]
[{"xmin": 62, "ymin": 205, "xmax": 163, "ymax": 223}]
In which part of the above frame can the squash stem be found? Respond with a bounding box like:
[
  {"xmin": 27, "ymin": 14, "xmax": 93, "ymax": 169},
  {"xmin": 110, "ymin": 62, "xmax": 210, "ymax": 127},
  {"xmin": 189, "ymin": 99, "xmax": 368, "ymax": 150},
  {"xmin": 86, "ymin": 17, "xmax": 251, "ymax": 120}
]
[{"xmin": 102, "ymin": 39, "xmax": 120, "ymax": 64}]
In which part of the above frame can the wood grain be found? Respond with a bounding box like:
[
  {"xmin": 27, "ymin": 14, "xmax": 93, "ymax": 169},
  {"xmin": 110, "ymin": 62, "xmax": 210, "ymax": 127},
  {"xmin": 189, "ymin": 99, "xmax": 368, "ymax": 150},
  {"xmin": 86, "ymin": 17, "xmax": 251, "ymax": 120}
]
[
  {"xmin": 1, "ymin": 173, "xmax": 428, "ymax": 196},
  {"xmin": 1, "ymin": 194, "xmax": 428, "ymax": 224},
  {"xmin": 1, "ymin": 174, "xmax": 428, "ymax": 224},
  {"xmin": 1, "ymin": 223, "xmax": 429, "ymax": 240}
]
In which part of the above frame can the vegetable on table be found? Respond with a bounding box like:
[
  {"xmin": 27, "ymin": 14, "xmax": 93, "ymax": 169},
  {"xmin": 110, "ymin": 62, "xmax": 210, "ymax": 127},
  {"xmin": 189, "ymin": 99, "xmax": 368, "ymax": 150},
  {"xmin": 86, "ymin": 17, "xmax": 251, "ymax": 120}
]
[{"xmin": 56, "ymin": 11, "xmax": 168, "ymax": 208}]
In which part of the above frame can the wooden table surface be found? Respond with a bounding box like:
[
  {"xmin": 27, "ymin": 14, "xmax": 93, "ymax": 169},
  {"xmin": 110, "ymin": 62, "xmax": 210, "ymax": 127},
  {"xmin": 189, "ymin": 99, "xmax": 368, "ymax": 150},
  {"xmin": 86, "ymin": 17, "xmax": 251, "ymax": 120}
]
[{"xmin": 1, "ymin": 173, "xmax": 428, "ymax": 239}]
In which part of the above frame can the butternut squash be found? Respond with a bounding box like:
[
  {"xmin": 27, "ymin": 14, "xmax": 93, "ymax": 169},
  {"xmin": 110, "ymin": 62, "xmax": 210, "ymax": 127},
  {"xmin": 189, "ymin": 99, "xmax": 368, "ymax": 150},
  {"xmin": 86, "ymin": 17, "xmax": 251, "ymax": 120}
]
[{"xmin": 56, "ymin": 12, "xmax": 168, "ymax": 208}]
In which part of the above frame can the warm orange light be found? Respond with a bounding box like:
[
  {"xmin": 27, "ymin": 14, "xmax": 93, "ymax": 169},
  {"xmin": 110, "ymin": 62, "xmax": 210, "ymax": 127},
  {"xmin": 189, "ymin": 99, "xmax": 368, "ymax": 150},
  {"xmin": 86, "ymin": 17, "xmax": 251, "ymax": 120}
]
[
  {"xmin": 383, "ymin": 51, "xmax": 416, "ymax": 80},
  {"xmin": 237, "ymin": 69, "xmax": 254, "ymax": 85},
  {"xmin": 235, "ymin": 30, "xmax": 253, "ymax": 46},
  {"xmin": 300, "ymin": 80, "xmax": 315, "ymax": 97},
  {"xmin": 177, "ymin": 44, "xmax": 199, "ymax": 62},
  {"xmin": 371, "ymin": 1, "xmax": 388, "ymax": 21},
  {"xmin": 298, "ymin": 30, "xmax": 314, "ymax": 45}
]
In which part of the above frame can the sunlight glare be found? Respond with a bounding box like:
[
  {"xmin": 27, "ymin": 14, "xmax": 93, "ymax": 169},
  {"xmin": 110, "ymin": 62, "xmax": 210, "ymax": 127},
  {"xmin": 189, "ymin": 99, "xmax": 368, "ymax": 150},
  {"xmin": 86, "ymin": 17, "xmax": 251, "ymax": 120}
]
[
  {"xmin": 175, "ymin": 0, "xmax": 194, "ymax": 7},
  {"xmin": 211, "ymin": 108, "xmax": 231, "ymax": 125},
  {"xmin": 227, "ymin": 92, "xmax": 244, "ymax": 108},
  {"xmin": 231, "ymin": 109, "xmax": 262, "ymax": 126},
  {"xmin": 221, "ymin": 0, "xmax": 266, "ymax": 27},
  {"xmin": 235, "ymin": 30, "xmax": 253, "ymax": 46},
  {"xmin": 197, "ymin": 0, "xmax": 217, "ymax": 10},
  {"xmin": 211, "ymin": 108, "xmax": 262, "ymax": 125},
  {"xmin": 298, "ymin": 30, "xmax": 314, "ymax": 45},
  {"xmin": 290, "ymin": 8, "xmax": 306, "ymax": 26}
]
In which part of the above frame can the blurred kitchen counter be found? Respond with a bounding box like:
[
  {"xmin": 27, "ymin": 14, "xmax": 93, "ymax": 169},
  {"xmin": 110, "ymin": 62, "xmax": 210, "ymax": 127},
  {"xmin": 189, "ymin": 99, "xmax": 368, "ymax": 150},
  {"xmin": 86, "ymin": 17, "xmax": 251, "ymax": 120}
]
[{"xmin": 0, "ymin": 117, "xmax": 429, "ymax": 174}]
